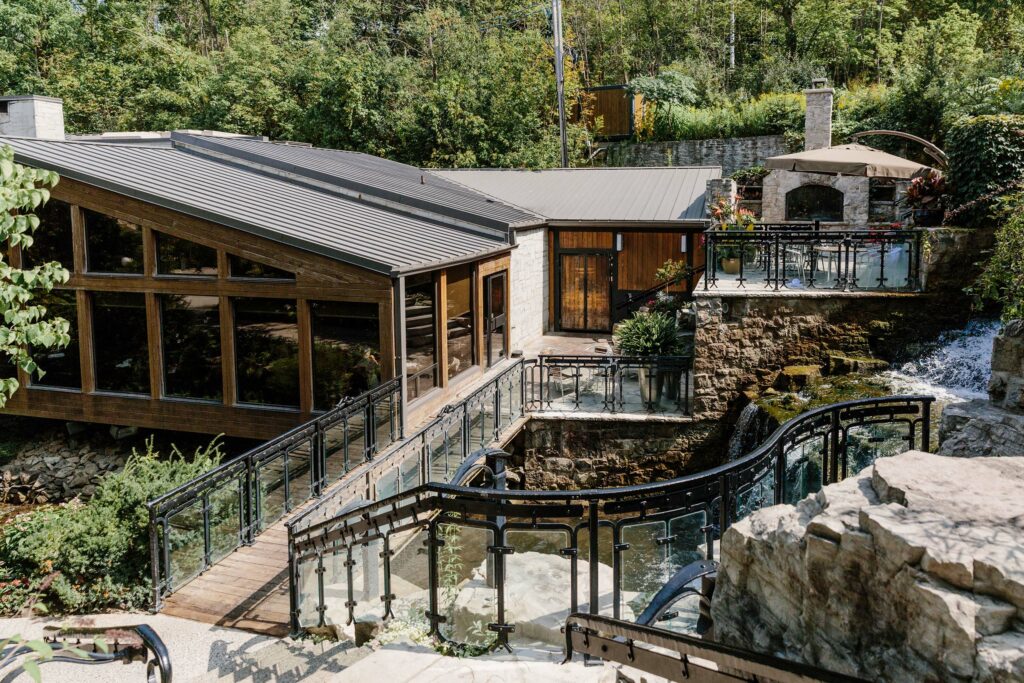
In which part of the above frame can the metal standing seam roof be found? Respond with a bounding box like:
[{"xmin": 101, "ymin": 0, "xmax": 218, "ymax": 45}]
[
  {"xmin": 430, "ymin": 167, "xmax": 721, "ymax": 222},
  {"xmin": 0, "ymin": 136, "xmax": 512, "ymax": 275},
  {"xmin": 171, "ymin": 133, "xmax": 545, "ymax": 232}
]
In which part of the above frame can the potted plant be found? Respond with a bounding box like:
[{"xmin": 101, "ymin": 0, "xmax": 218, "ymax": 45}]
[
  {"xmin": 714, "ymin": 206, "xmax": 757, "ymax": 274},
  {"xmin": 905, "ymin": 169, "xmax": 947, "ymax": 227},
  {"xmin": 613, "ymin": 311, "xmax": 685, "ymax": 406}
]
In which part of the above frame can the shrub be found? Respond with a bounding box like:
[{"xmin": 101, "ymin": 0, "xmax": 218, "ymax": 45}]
[
  {"xmin": 613, "ymin": 312, "xmax": 684, "ymax": 356},
  {"xmin": 0, "ymin": 438, "xmax": 221, "ymax": 615},
  {"xmin": 972, "ymin": 193, "xmax": 1024, "ymax": 322},
  {"xmin": 646, "ymin": 92, "xmax": 804, "ymax": 142},
  {"xmin": 946, "ymin": 115, "xmax": 1024, "ymax": 222}
]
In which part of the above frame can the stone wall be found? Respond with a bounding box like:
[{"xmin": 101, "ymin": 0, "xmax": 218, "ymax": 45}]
[
  {"xmin": 603, "ymin": 135, "xmax": 787, "ymax": 176},
  {"xmin": 509, "ymin": 226, "xmax": 548, "ymax": 351},
  {"xmin": 504, "ymin": 417, "xmax": 727, "ymax": 490},
  {"xmin": 761, "ymin": 170, "xmax": 872, "ymax": 224},
  {"xmin": 1, "ymin": 433, "xmax": 127, "ymax": 502},
  {"xmin": 692, "ymin": 294, "xmax": 969, "ymax": 418},
  {"xmin": 712, "ymin": 451, "xmax": 1024, "ymax": 682}
]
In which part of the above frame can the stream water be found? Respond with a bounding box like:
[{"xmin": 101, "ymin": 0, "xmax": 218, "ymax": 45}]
[{"xmin": 882, "ymin": 319, "xmax": 1000, "ymax": 403}]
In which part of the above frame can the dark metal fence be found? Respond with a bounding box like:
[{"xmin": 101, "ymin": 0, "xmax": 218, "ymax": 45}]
[
  {"xmin": 704, "ymin": 227, "xmax": 924, "ymax": 292},
  {"xmin": 563, "ymin": 613, "xmax": 867, "ymax": 682},
  {"xmin": 287, "ymin": 394, "xmax": 932, "ymax": 645},
  {"xmin": 525, "ymin": 355, "xmax": 693, "ymax": 415},
  {"xmin": 146, "ymin": 378, "xmax": 402, "ymax": 609}
]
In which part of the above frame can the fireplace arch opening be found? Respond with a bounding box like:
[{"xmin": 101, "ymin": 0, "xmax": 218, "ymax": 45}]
[{"xmin": 785, "ymin": 184, "xmax": 844, "ymax": 222}]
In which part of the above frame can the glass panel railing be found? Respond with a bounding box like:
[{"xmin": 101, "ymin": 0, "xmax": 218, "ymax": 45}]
[
  {"xmin": 388, "ymin": 528, "xmax": 430, "ymax": 623},
  {"xmin": 846, "ymin": 421, "xmax": 911, "ymax": 476},
  {"xmin": 296, "ymin": 553, "xmax": 321, "ymax": 629},
  {"xmin": 506, "ymin": 529, "xmax": 572, "ymax": 644},
  {"xmin": 532, "ymin": 357, "xmax": 692, "ymax": 416},
  {"xmin": 208, "ymin": 480, "xmax": 243, "ymax": 565},
  {"xmin": 375, "ymin": 468, "xmax": 400, "ymax": 500},
  {"xmin": 576, "ymin": 523, "xmax": 615, "ymax": 617},
  {"xmin": 166, "ymin": 502, "xmax": 205, "ymax": 591},
  {"xmin": 287, "ymin": 440, "xmax": 314, "ymax": 508},
  {"xmin": 620, "ymin": 521, "xmax": 667, "ymax": 621},
  {"xmin": 783, "ymin": 438, "xmax": 825, "ymax": 505},
  {"xmin": 436, "ymin": 523, "xmax": 495, "ymax": 647}
]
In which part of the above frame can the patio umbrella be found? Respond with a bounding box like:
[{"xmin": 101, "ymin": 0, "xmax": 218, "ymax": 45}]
[{"xmin": 764, "ymin": 143, "xmax": 934, "ymax": 178}]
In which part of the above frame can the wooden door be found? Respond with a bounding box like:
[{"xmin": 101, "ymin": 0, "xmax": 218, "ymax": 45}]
[{"xmin": 559, "ymin": 253, "xmax": 611, "ymax": 331}]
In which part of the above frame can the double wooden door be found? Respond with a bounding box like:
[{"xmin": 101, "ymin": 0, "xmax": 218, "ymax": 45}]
[{"xmin": 559, "ymin": 253, "xmax": 612, "ymax": 331}]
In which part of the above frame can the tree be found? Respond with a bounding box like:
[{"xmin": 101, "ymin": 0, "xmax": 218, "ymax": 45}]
[{"xmin": 0, "ymin": 145, "xmax": 70, "ymax": 407}]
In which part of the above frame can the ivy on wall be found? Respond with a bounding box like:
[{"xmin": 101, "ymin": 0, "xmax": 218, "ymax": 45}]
[{"xmin": 946, "ymin": 115, "xmax": 1024, "ymax": 222}]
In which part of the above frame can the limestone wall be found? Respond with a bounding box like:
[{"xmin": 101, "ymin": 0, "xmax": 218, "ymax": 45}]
[
  {"xmin": 761, "ymin": 170, "xmax": 871, "ymax": 224},
  {"xmin": 509, "ymin": 226, "xmax": 548, "ymax": 351},
  {"xmin": 504, "ymin": 417, "xmax": 726, "ymax": 489},
  {"xmin": 603, "ymin": 135, "xmax": 786, "ymax": 175},
  {"xmin": 712, "ymin": 451, "xmax": 1024, "ymax": 682}
]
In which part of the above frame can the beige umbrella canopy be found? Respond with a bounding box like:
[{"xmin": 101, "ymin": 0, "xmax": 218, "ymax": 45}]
[{"xmin": 765, "ymin": 143, "xmax": 934, "ymax": 179}]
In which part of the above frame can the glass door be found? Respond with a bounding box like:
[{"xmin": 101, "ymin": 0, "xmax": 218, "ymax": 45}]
[{"xmin": 484, "ymin": 272, "xmax": 507, "ymax": 367}]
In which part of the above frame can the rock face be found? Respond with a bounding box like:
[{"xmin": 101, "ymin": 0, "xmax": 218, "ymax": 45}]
[
  {"xmin": 0, "ymin": 429, "xmax": 128, "ymax": 502},
  {"xmin": 940, "ymin": 321, "xmax": 1024, "ymax": 458},
  {"xmin": 712, "ymin": 451, "xmax": 1024, "ymax": 682}
]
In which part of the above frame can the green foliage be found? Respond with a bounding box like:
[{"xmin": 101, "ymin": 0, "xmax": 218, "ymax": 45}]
[
  {"xmin": 946, "ymin": 115, "xmax": 1024, "ymax": 220},
  {"xmin": 614, "ymin": 312, "xmax": 684, "ymax": 357},
  {"xmin": 650, "ymin": 92, "xmax": 804, "ymax": 141},
  {"xmin": 730, "ymin": 166, "xmax": 769, "ymax": 185},
  {"xmin": 972, "ymin": 194, "xmax": 1024, "ymax": 322},
  {"xmin": 628, "ymin": 70, "xmax": 697, "ymax": 107},
  {"xmin": 0, "ymin": 438, "xmax": 222, "ymax": 615},
  {"xmin": 0, "ymin": 145, "xmax": 69, "ymax": 406}
]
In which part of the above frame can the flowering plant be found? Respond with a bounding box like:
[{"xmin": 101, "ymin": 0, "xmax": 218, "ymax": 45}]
[{"xmin": 905, "ymin": 169, "xmax": 947, "ymax": 209}]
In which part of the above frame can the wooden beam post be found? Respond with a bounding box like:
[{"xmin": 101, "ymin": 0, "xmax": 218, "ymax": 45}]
[
  {"xmin": 220, "ymin": 296, "xmax": 236, "ymax": 406},
  {"xmin": 76, "ymin": 290, "xmax": 95, "ymax": 393},
  {"xmin": 297, "ymin": 299, "xmax": 313, "ymax": 415},
  {"xmin": 437, "ymin": 270, "xmax": 449, "ymax": 388},
  {"xmin": 146, "ymin": 292, "xmax": 162, "ymax": 400}
]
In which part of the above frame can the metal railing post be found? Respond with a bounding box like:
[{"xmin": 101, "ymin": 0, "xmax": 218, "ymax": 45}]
[
  {"xmin": 148, "ymin": 506, "xmax": 162, "ymax": 612},
  {"xmin": 588, "ymin": 501, "xmax": 599, "ymax": 616}
]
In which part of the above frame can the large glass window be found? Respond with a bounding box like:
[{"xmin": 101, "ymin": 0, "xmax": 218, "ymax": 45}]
[
  {"xmin": 22, "ymin": 199, "xmax": 74, "ymax": 270},
  {"xmin": 311, "ymin": 301, "xmax": 381, "ymax": 410},
  {"xmin": 157, "ymin": 233, "xmax": 218, "ymax": 277},
  {"xmin": 161, "ymin": 295, "xmax": 222, "ymax": 401},
  {"xmin": 785, "ymin": 185, "xmax": 845, "ymax": 222},
  {"xmin": 228, "ymin": 255, "xmax": 294, "ymax": 280},
  {"xmin": 84, "ymin": 209, "xmax": 144, "ymax": 274},
  {"xmin": 32, "ymin": 290, "xmax": 81, "ymax": 390},
  {"xmin": 445, "ymin": 265, "xmax": 475, "ymax": 381},
  {"xmin": 233, "ymin": 298, "xmax": 300, "ymax": 408},
  {"xmin": 405, "ymin": 273, "xmax": 437, "ymax": 400},
  {"xmin": 92, "ymin": 292, "xmax": 149, "ymax": 394}
]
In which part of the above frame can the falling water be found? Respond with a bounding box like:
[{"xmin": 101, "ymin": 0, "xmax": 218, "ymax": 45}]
[
  {"xmin": 883, "ymin": 319, "xmax": 1001, "ymax": 403},
  {"xmin": 727, "ymin": 402, "xmax": 763, "ymax": 460}
]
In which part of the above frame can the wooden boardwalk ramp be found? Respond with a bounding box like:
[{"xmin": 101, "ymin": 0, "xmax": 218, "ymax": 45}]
[{"xmin": 161, "ymin": 523, "xmax": 292, "ymax": 637}]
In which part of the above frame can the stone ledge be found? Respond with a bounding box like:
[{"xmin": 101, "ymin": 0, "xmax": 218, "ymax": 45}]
[{"xmin": 712, "ymin": 451, "xmax": 1024, "ymax": 682}]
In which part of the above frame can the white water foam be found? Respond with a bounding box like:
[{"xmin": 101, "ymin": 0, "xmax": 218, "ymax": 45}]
[{"xmin": 883, "ymin": 319, "xmax": 1001, "ymax": 403}]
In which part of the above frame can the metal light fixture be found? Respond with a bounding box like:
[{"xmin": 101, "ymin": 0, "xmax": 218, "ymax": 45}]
[
  {"xmin": 680, "ymin": 235, "xmax": 688, "ymax": 253},
  {"xmin": 616, "ymin": 233, "xmax": 624, "ymax": 252}
]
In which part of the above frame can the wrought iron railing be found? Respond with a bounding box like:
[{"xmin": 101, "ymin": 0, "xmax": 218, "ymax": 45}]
[
  {"xmin": 704, "ymin": 227, "xmax": 924, "ymax": 292},
  {"xmin": 286, "ymin": 395, "xmax": 931, "ymax": 646},
  {"xmin": 563, "ymin": 613, "xmax": 866, "ymax": 682},
  {"xmin": 146, "ymin": 378, "xmax": 402, "ymax": 609},
  {"xmin": 286, "ymin": 360, "xmax": 526, "ymax": 536},
  {"xmin": 525, "ymin": 355, "xmax": 693, "ymax": 415}
]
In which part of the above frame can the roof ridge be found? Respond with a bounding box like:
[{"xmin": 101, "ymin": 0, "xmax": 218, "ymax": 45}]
[{"xmin": 0, "ymin": 135, "xmax": 176, "ymax": 150}]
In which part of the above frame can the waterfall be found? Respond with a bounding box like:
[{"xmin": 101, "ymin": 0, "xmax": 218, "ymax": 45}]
[
  {"xmin": 728, "ymin": 402, "xmax": 762, "ymax": 460},
  {"xmin": 884, "ymin": 319, "xmax": 1001, "ymax": 403}
]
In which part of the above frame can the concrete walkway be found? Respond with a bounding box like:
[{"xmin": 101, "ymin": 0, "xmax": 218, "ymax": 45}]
[{"xmin": 0, "ymin": 613, "xmax": 618, "ymax": 682}]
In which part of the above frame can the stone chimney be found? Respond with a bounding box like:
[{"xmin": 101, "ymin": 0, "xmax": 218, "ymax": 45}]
[
  {"xmin": 0, "ymin": 95, "xmax": 65, "ymax": 140},
  {"xmin": 803, "ymin": 78, "xmax": 833, "ymax": 151}
]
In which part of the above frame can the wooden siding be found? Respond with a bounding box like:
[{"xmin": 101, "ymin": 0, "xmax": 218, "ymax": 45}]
[
  {"xmin": 558, "ymin": 231, "xmax": 614, "ymax": 250},
  {"xmin": 582, "ymin": 86, "xmax": 642, "ymax": 139},
  {"xmin": 618, "ymin": 232, "xmax": 689, "ymax": 292}
]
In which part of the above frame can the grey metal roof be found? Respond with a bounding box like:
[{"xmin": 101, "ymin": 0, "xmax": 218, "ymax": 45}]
[
  {"xmin": 171, "ymin": 134, "xmax": 544, "ymax": 232},
  {"xmin": 431, "ymin": 167, "xmax": 721, "ymax": 222},
  {"xmin": 1, "ymin": 136, "xmax": 509, "ymax": 275}
]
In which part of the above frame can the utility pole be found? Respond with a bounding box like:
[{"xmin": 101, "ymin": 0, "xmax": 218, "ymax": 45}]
[{"xmin": 553, "ymin": 0, "xmax": 570, "ymax": 168}]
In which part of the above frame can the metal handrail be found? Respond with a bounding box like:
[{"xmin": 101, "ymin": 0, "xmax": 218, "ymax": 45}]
[
  {"xmin": 287, "ymin": 393, "xmax": 933, "ymax": 645},
  {"xmin": 563, "ymin": 613, "xmax": 866, "ymax": 682},
  {"xmin": 146, "ymin": 376, "xmax": 403, "ymax": 609}
]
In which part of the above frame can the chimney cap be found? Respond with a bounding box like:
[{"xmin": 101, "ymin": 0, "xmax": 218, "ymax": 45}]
[{"xmin": 0, "ymin": 94, "xmax": 64, "ymax": 105}]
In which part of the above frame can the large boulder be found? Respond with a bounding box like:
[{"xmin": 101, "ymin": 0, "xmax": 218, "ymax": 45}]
[
  {"xmin": 940, "ymin": 400, "xmax": 1024, "ymax": 457},
  {"xmin": 712, "ymin": 451, "xmax": 1024, "ymax": 682}
]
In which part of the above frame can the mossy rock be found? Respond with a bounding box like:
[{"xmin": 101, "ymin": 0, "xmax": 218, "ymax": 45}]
[
  {"xmin": 773, "ymin": 365, "xmax": 822, "ymax": 392},
  {"xmin": 826, "ymin": 354, "xmax": 890, "ymax": 375}
]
